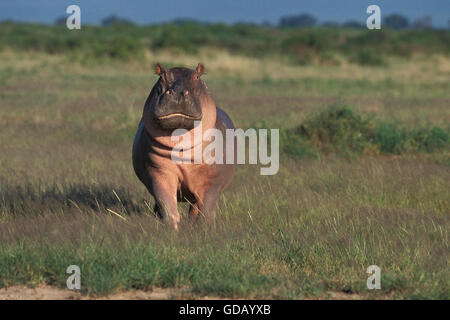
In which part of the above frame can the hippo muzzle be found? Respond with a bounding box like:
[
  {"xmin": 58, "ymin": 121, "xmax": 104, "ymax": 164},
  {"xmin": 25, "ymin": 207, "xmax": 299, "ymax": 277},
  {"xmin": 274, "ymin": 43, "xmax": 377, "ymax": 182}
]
[{"xmin": 153, "ymin": 86, "xmax": 202, "ymax": 130}]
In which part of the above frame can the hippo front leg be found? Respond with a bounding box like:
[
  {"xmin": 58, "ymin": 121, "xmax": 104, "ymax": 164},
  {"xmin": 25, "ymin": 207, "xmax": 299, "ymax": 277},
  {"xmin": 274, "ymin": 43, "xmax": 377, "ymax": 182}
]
[{"xmin": 150, "ymin": 173, "xmax": 180, "ymax": 230}]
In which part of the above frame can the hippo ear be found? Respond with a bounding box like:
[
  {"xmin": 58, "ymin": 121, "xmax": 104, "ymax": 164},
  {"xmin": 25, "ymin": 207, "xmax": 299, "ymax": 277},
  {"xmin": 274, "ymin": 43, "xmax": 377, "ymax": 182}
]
[
  {"xmin": 155, "ymin": 63, "xmax": 165, "ymax": 76},
  {"xmin": 195, "ymin": 63, "xmax": 205, "ymax": 77}
]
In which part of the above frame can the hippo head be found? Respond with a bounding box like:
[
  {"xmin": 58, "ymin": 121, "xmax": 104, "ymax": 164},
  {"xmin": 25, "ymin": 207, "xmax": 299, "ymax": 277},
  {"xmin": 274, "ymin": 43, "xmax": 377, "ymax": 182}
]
[{"xmin": 151, "ymin": 63, "xmax": 206, "ymax": 130}]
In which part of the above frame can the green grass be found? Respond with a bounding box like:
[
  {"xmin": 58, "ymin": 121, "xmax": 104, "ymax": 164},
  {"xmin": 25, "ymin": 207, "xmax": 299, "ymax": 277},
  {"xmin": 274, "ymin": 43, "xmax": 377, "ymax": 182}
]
[
  {"xmin": 0, "ymin": 159, "xmax": 448, "ymax": 298},
  {"xmin": 0, "ymin": 32, "xmax": 449, "ymax": 298}
]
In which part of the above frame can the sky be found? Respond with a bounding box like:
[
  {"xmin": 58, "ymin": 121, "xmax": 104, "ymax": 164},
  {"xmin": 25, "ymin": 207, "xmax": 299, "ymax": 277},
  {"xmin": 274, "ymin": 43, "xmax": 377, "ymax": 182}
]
[{"xmin": 0, "ymin": 0, "xmax": 449, "ymax": 28}]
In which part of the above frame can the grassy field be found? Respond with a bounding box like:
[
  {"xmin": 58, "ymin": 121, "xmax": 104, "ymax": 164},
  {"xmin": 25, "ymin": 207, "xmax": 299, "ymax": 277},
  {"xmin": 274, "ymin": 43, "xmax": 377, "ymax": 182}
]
[{"xmin": 0, "ymin": 24, "xmax": 449, "ymax": 299}]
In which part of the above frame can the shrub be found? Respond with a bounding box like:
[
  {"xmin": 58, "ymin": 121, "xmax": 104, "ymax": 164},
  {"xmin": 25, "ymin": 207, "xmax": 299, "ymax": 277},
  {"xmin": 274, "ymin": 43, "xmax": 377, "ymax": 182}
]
[
  {"xmin": 294, "ymin": 107, "xmax": 375, "ymax": 155},
  {"xmin": 412, "ymin": 126, "xmax": 449, "ymax": 152},
  {"xmin": 151, "ymin": 26, "xmax": 199, "ymax": 54},
  {"xmin": 281, "ymin": 130, "xmax": 317, "ymax": 159},
  {"xmin": 373, "ymin": 122, "xmax": 408, "ymax": 153},
  {"xmin": 90, "ymin": 37, "xmax": 144, "ymax": 60},
  {"xmin": 281, "ymin": 31, "xmax": 329, "ymax": 52},
  {"xmin": 283, "ymin": 106, "xmax": 449, "ymax": 158},
  {"xmin": 281, "ymin": 31, "xmax": 331, "ymax": 65},
  {"xmin": 351, "ymin": 49, "xmax": 386, "ymax": 66}
]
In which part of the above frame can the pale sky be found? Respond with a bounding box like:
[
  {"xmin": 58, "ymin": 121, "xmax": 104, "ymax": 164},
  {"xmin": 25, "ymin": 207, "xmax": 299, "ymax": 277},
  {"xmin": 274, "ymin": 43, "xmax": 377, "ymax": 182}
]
[{"xmin": 0, "ymin": 0, "xmax": 449, "ymax": 28}]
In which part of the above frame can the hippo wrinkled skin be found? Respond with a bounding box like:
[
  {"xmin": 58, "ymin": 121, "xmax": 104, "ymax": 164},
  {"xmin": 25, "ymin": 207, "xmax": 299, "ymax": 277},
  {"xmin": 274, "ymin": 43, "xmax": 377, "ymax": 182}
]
[{"xmin": 132, "ymin": 63, "xmax": 235, "ymax": 230}]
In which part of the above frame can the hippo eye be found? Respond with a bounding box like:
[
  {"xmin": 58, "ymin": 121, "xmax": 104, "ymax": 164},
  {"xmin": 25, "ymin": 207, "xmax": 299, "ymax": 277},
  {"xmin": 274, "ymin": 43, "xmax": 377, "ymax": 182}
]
[
  {"xmin": 165, "ymin": 89, "xmax": 172, "ymax": 95},
  {"xmin": 184, "ymin": 90, "xmax": 189, "ymax": 96}
]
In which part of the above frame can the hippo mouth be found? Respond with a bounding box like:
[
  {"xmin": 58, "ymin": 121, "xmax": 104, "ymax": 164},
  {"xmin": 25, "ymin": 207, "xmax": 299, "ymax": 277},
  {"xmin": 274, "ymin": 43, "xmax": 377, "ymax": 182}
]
[
  {"xmin": 155, "ymin": 112, "xmax": 202, "ymax": 130},
  {"xmin": 156, "ymin": 113, "xmax": 201, "ymax": 121}
]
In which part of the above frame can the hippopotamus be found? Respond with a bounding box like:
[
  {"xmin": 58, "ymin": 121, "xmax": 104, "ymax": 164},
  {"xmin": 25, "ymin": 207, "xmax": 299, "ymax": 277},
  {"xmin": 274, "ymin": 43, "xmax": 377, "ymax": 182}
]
[{"xmin": 132, "ymin": 63, "xmax": 235, "ymax": 230}]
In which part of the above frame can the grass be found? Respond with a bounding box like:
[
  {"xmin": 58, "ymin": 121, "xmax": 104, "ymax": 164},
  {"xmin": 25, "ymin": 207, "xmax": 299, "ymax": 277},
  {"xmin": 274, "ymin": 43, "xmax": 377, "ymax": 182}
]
[
  {"xmin": 1, "ymin": 159, "xmax": 448, "ymax": 298},
  {"xmin": 0, "ymin": 26, "xmax": 449, "ymax": 298}
]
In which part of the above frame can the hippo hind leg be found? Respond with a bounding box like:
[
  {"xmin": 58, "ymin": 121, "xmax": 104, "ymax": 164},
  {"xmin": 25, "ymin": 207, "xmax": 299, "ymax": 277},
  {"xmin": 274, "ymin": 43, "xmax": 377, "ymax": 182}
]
[
  {"xmin": 153, "ymin": 203, "xmax": 164, "ymax": 219},
  {"xmin": 189, "ymin": 203, "xmax": 199, "ymax": 221},
  {"xmin": 195, "ymin": 187, "xmax": 221, "ymax": 225}
]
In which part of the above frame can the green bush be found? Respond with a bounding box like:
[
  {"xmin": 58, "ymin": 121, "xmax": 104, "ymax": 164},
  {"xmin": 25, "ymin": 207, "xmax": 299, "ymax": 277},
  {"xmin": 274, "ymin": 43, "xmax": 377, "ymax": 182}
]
[
  {"xmin": 281, "ymin": 31, "xmax": 329, "ymax": 53},
  {"xmin": 43, "ymin": 35, "xmax": 83, "ymax": 54},
  {"xmin": 412, "ymin": 126, "xmax": 449, "ymax": 152},
  {"xmin": 90, "ymin": 37, "xmax": 144, "ymax": 60},
  {"xmin": 351, "ymin": 49, "xmax": 387, "ymax": 66},
  {"xmin": 373, "ymin": 122, "xmax": 408, "ymax": 153},
  {"xmin": 281, "ymin": 131, "xmax": 317, "ymax": 158},
  {"xmin": 294, "ymin": 106, "xmax": 375, "ymax": 155},
  {"xmin": 151, "ymin": 25, "xmax": 200, "ymax": 54},
  {"xmin": 283, "ymin": 106, "xmax": 449, "ymax": 158}
]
